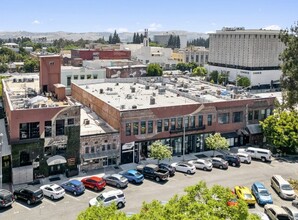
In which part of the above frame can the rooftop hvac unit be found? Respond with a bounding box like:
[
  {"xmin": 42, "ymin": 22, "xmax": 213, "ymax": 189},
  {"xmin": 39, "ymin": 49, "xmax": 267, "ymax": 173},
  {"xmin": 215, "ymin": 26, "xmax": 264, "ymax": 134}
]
[
  {"xmin": 152, "ymin": 92, "xmax": 156, "ymax": 97},
  {"xmin": 84, "ymin": 119, "xmax": 90, "ymax": 125},
  {"xmin": 132, "ymin": 105, "xmax": 137, "ymax": 109},
  {"xmin": 158, "ymin": 88, "xmax": 166, "ymax": 94},
  {"xmin": 131, "ymin": 87, "xmax": 136, "ymax": 93},
  {"xmin": 120, "ymin": 105, "xmax": 125, "ymax": 109},
  {"xmin": 145, "ymin": 85, "xmax": 150, "ymax": 90},
  {"xmin": 126, "ymin": 94, "xmax": 132, "ymax": 99},
  {"xmin": 150, "ymin": 97, "xmax": 155, "ymax": 105},
  {"xmin": 115, "ymin": 83, "xmax": 119, "ymax": 86},
  {"xmin": 99, "ymin": 89, "xmax": 104, "ymax": 94},
  {"xmin": 13, "ymin": 78, "xmax": 17, "ymax": 83}
]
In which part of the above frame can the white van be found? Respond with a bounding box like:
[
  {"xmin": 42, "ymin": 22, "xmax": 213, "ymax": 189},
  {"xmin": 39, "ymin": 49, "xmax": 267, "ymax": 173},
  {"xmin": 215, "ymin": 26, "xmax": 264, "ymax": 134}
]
[
  {"xmin": 271, "ymin": 175, "xmax": 296, "ymax": 200},
  {"xmin": 238, "ymin": 147, "xmax": 272, "ymax": 162}
]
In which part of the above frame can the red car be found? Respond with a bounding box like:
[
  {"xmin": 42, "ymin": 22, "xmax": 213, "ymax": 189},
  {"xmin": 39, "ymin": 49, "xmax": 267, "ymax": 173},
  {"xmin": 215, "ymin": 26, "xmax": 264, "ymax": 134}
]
[{"xmin": 81, "ymin": 176, "xmax": 106, "ymax": 191}]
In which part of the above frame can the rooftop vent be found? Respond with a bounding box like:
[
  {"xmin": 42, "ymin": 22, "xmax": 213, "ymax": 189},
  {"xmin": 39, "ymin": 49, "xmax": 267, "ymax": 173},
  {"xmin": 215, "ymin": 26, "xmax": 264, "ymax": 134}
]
[
  {"xmin": 150, "ymin": 97, "xmax": 155, "ymax": 105},
  {"xmin": 145, "ymin": 85, "xmax": 150, "ymax": 90},
  {"xmin": 132, "ymin": 105, "xmax": 137, "ymax": 109},
  {"xmin": 126, "ymin": 94, "xmax": 132, "ymax": 99},
  {"xmin": 99, "ymin": 89, "xmax": 104, "ymax": 94},
  {"xmin": 158, "ymin": 88, "xmax": 166, "ymax": 94},
  {"xmin": 152, "ymin": 92, "xmax": 156, "ymax": 97},
  {"xmin": 84, "ymin": 119, "xmax": 90, "ymax": 125},
  {"xmin": 115, "ymin": 83, "xmax": 119, "ymax": 86},
  {"xmin": 13, "ymin": 78, "xmax": 17, "ymax": 83},
  {"xmin": 120, "ymin": 104, "xmax": 125, "ymax": 109},
  {"xmin": 131, "ymin": 87, "xmax": 136, "ymax": 93}
]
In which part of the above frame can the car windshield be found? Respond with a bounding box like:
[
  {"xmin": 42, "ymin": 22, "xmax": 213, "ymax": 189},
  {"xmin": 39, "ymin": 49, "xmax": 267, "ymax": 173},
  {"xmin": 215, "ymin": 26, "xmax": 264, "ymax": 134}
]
[
  {"xmin": 54, "ymin": 186, "xmax": 63, "ymax": 191},
  {"xmin": 120, "ymin": 176, "xmax": 126, "ymax": 181},
  {"xmin": 134, "ymin": 172, "xmax": 142, "ymax": 177},
  {"xmin": 281, "ymin": 184, "xmax": 293, "ymax": 190},
  {"xmin": 277, "ymin": 215, "xmax": 290, "ymax": 220},
  {"xmin": 244, "ymin": 194, "xmax": 253, "ymax": 199},
  {"xmin": 96, "ymin": 194, "xmax": 105, "ymax": 201},
  {"xmin": 259, "ymin": 190, "xmax": 270, "ymax": 196}
]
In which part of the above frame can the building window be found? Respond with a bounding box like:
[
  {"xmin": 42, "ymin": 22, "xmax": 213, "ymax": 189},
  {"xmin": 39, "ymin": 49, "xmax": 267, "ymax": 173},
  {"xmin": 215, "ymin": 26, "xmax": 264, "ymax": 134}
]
[
  {"xmin": 171, "ymin": 118, "xmax": 176, "ymax": 130},
  {"xmin": 141, "ymin": 121, "xmax": 146, "ymax": 134},
  {"xmin": 248, "ymin": 111, "xmax": 253, "ymax": 121},
  {"xmin": 125, "ymin": 123, "xmax": 131, "ymax": 136},
  {"xmin": 184, "ymin": 117, "xmax": 189, "ymax": 128},
  {"xmin": 67, "ymin": 118, "xmax": 74, "ymax": 125},
  {"xmin": 232, "ymin": 112, "xmax": 243, "ymax": 123},
  {"xmin": 198, "ymin": 115, "xmax": 203, "ymax": 127},
  {"xmin": 80, "ymin": 75, "xmax": 85, "ymax": 80},
  {"xmin": 196, "ymin": 55, "xmax": 199, "ymax": 62},
  {"xmin": 133, "ymin": 122, "xmax": 139, "ymax": 135},
  {"xmin": 177, "ymin": 117, "xmax": 182, "ymax": 129},
  {"xmin": 207, "ymin": 114, "xmax": 212, "ymax": 126},
  {"xmin": 148, "ymin": 121, "xmax": 153, "ymax": 133},
  {"xmin": 157, "ymin": 120, "xmax": 162, "ymax": 132},
  {"xmin": 45, "ymin": 121, "xmax": 52, "ymax": 137},
  {"xmin": 49, "ymin": 61, "xmax": 55, "ymax": 65},
  {"xmin": 56, "ymin": 119, "xmax": 65, "ymax": 136},
  {"xmin": 74, "ymin": 75, "xmax": 78, "ymax": 80},
  {"xmin": 87, "ymin": 74, "xmax": 92, "ymax": 79},
  {"xmin": 93, "ymin": 74, "xmax": 98, "ymax": 79},
  {"xmin": 102, "ymin": 145, "xmax": 106, "ymax": 151},
  {"xmin": 112, "ymin": 143, "xmax": 117, "ymax": 150},
  {"xmin": 107, "ymin": 144, "xmax": 111, "ymax": 150},
  {"xmin": 67, "ymin": 76, "xmax": 71, "ymax": 86},
  {"xmin": 254, "ymin": 110, "xmax": 259, "ymax": 120},
  {"xmin": 19, "ymin": 122, "xmax": 40, "ymax": 139},
  {"xmin": 164, "ymin": 119, "xmax": 169, "ymax": 131},
  {"xmin": 91, "ymin": 146, "xmax": 95, "ymax": 153},
  {"xmin": 85, "ymin": 147, "xmax": 89, "ymax": 154},
  {"xmin": 190, "ymin": 116, "xmax": 195, "ymax": 128},
  {"xmin": 218, "ymin": 113, "xmax": 230, "ymax": 124},
  {"xmin": 260, "ymin": 109, "xmax": 266, "ymax": 120}
]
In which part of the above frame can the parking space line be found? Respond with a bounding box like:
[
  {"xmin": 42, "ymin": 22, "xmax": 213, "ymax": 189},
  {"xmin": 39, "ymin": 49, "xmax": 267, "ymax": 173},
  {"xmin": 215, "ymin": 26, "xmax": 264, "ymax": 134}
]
[
  {"xmin": 85, "ymin": 190, "xmax": 99, "ymax": 196},
  {"xmin": 64, "ymin": 194, "xmax": 80, "ymax": 201},
  {"xmin": 15, "ymin": 202, "xmax": 31, "ymax": 211},
  {"xmin": 43, "ymin": 198, "xmax": 57, "ymax": 206}
]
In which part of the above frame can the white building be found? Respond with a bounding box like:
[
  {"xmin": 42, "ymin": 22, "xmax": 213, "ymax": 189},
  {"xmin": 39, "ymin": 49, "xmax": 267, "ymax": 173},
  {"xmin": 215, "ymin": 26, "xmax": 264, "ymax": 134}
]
[
  {"xmin": 173, "ymin": 46, "xmax": 209, "ymax": 66},
  {"xmin": 2, "ymin": 43, "xmax": 19, "ymax": 53},
  {"xmin": 208, "ymin": 27, "xmax": 285, "ymax": 87}
]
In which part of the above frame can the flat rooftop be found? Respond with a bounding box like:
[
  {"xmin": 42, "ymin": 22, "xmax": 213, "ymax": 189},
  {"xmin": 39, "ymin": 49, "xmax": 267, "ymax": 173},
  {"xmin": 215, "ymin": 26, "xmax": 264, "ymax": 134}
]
[
  {"xmin": 80, "ymin": 105, "xmax": 118, "ymax": 136},
  {"xmin": 3, "ymin": 74, "xmax": 70, "ymax": 110}
]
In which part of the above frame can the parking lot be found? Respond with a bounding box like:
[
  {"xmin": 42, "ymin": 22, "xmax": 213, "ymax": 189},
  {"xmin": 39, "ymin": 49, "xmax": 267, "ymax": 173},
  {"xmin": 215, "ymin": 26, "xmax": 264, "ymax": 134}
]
[{"xmin": 0, "ymin": 158, "xmax": 297, "ymax": 220}]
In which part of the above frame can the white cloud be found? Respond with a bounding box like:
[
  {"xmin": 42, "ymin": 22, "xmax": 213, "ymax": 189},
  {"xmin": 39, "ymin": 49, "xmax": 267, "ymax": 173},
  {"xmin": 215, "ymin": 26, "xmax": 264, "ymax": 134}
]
[
  {"xmin": 263, "ymin": 25, "xmax": 281, "ymax": 30},
  {"xmin": 32, "ymin": 20, "xmax": 40, "ymax": 25},
  {"xmin": 106, "ymin": 27, "xmax": 128, "ymax": 33},
  {"xmin": 211, "ymin": 22, "xmax": 216, "ymax": 26},
  {"xmin": 148, "ymin": 23, "xmax": 162, "ymax": 31}
]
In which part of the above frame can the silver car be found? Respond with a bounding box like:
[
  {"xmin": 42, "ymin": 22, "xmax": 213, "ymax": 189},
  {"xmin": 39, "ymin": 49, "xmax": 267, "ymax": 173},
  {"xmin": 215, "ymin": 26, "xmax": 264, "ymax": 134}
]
[
  {"xmin": 188, "ymin": 159, "xmax": 213, "ymax": 171},
  {"xmin": 103, "ymin": 174, "xmax": 128, "ymax": 188}
]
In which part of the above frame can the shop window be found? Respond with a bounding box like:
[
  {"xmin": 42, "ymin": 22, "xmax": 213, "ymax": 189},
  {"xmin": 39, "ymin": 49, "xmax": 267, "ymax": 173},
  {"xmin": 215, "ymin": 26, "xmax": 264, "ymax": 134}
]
[
  {"xmin": 141, "ymin": 121, "xmax": 146, "ymax": 134},
  {"xmin": 157, "ymin": 120, "xmax": 162, "ymax": 132},
  {"xmin": 164, "ymin": 119, "xmax": 169, "ymax": 131},
  {"xmin": 218, "ymin": 113, "xmax": 230, "ymax": 124},
  {"xmin": 133, "ymin": 122, "xmax": 139, "ymax": 135},
  {"xmin": 207, "ymin": 114, "xmax": 212, "ymax": 126},
  {"xmin": 125, "ymin": 123, "xmax": 131, "ymax": 136},
  {"xmin": 148, "ymin": 121, "xmax": 153, "ymax": 133}
]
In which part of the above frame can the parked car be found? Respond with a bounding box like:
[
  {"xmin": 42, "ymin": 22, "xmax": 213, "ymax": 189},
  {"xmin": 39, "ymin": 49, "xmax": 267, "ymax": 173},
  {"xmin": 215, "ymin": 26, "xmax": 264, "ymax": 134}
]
[
  {"xmin": 60, "ymin": 180, "xmax": 85, "ymax": 196},
  {"xmin": 137, "ymin": 164, "xmax": 169, "ymax": 182},
  {"xmin": 238, "ymin": 147, "xmax": 272, "ymax": 162},
  {"xmin": 158, "ymin": 163, "xmax": 176, "ymax": 176},
  {"xmin": 89, "ymin": 189, "xmax": 126, "ymax": 209},
  {"xmin": 251, "ymin": 182, "xmax": 273, "ymax": 205},
  {"xmin": 211, "ymin": 157, "xmax": 229, "ymax": 169},
  {"xmin": 171, "ymin": 162, "xmax": 196, "ymax": 174},
  {"xmin": 282, "ymin": 206, "xmax": 298, "ymax": 220},
  {"xmin": 103, "ymin": 174, "xmax": 128, "ymax": 188},
  {"xmin": 249, "ymin": 210, "xmax": 270, "ymax": 220},
  {"xmin": 227, "ymin": 198, "xmax": 238, "ymax": 207},
  {"xmin": 0, "ymin": 189, "xmax": 14, "ymax": 208},
  {"xmin": 234, "ymin": 186, "xmax": 256, "ymax": 206},
  {"xmin": 271, "ymin": 175, "xmax": 296, "ymax": 200},
  {"xmin": 13, "ymin": 185, "xmax": 44, "ymax": 205},
  {"xmin": 216, "ymin": 154, "xmax": 241, "ymax": 167},
  {"xmin": 292, "ymin": 200, "xmax": 298, "ymax": 209},
  {"xmin": 81, "ymin": 176, "xmax": 106, "ymax": 191},
  {"xmin": 188, "ymin": 159, "xmax": 213, "ymax": 171},
  {"xmin": 236, "ymin": 152, "xmax": 252, "ymax": 164},
  {"xmin": 119, "ymin": 170, "xmax": 144, "ymax": 184},
  {"xmin": 264, "ymin": 204, "xmax": 291, "ymax": 220},
  {"xmin": 40, "ymin": 184, "xmax": 65, "ymax": 200}
]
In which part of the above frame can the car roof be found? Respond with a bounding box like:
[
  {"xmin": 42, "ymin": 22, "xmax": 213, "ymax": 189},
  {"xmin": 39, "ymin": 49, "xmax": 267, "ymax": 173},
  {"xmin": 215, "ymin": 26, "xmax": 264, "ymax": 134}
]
[
  {"xmin": 253, "ymin": 182, "xmax": 266, "ymax": 189},
  {"xmin": 86, "ymin": 176, "xmax": 103, "ymax": 181},
  {"xmin": 282, "ymin": 206, "xmax": 298, "ymax": 213},
  {"xmin": 266, "ymin": 204, "xmax": 288, "ymax": 214},
  {"xmin": 236, "ymin": 186, "xmax": 251, "ymax": 193},
  {"xmin": 127, "ymin": 169, "xmax": 138, "ymax": 174},
  {"xmin": 101, "ymin": 190, "xmax": 124, "ymax": 198},
  {"xmin": 16, "ymin": 185, "xmax": 41, "ymax": 192},
  {"xmin": 69, "ymin": 179, "xmax": 82, "ymax": 185},
  {"xmin": 111, "ymin": 174, "xmax": 122, "ymax": 178},
  {"xmin": 0, "ymin": 189, "xmax": 12, "ymax": 195}
]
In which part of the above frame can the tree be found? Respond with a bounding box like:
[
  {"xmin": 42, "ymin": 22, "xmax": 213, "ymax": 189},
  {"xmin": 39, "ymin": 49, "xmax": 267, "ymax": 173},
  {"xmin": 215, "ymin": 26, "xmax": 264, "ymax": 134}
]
[
  {"xmin": 209, "ymin": 70, "xmax": 219, "ymax": 83},
  {"xmin": 237, "ymin": 76, "xmax": 251, "ymax": 87},
  {"xmin": 176, "ymin": 62, "xmax": 188, "ymax": 72},
  {"xmin": 24, "ymin": 58, "xmax": 39, "ymax": 73},
  {"xmin": 192, "ymin": 66, "xmax": 207, "ymax": 76},
  {"xmin": 205, "ymin": 133, "xmax": 229, "ymax": 156},
  {"xmin": 260, "ymin": 110, "xmax": 298, "ymax": 154},
  {"xmin": 146, "ymin": 63, "xmax": 162, "ymax": 76},
  {"xmin": 0, "ymin": 63, "xmax": 8, "ymax": 73},
  {"xmin": 77, "ymin": 181, "xmax": 258, "ymax": 220},
  {"xmin": 149, "ymin": 141, "xmax": 172, "ymax": 164},
  {"xmin": 279, "ymin": 21, "xmax": 298, "ymax": 109}
]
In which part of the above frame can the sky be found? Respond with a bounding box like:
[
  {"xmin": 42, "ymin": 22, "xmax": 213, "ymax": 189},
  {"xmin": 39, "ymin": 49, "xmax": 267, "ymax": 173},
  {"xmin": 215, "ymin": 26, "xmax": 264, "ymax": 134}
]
[{"xmin": 0, "ymin": 0, "xmax": 297, "ymax": 33}]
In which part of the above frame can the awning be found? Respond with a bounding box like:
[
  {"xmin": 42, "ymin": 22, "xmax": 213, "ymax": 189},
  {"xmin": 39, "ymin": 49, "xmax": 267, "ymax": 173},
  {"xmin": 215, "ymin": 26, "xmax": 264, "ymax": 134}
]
[
  {"xmin": 46, "ymin": 155, "xmax": 67, "ymax": 166},
  {"xmin": 246, "ymin": 124, "xmax": 262, "ymax": 135},
  {"xmin": 239, "ymin": 129, "xmax": 249, "ymax": 136},
  {"xmin": 221, "ymin": 132, "xmax": 238, "ymax": 139}
]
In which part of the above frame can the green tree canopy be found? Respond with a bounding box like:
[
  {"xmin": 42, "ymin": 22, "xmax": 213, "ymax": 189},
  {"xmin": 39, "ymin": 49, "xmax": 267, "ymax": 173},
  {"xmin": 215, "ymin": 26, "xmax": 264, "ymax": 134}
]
[
  {"xmin": 279, "ymin": 21, "xmax": 298, "ymax": 109},
  {"xmin": 77, "ymin": 181, "xmax": 259, "ymax": 220},
  {"xmin": 209, "ymin": 70, "xmax": 219, "ymax": 83},
  {"xmin": 192, "ymin": 66, "xmax": 207, "ymax": 76},
  {"xmin": 146, "ymin": 63, "xmax": 162, "ymax": 76},
  {"xmin": 260, "ymin": 110, "xmax": 298, "ymax": 154},
  {"xmin": 237, "ymin": 76, "xmax": 251, "ymax": 87},
  {"xmin": 24, "ymin": 58, "xmax": 39, "ymax": 72},
  {"xmin": 149, "ymin": 141, "xmax": 172, "ymax": 164},
  {"xmin": 205, "ymin": 133, "xmax": 229, "ymax": 156}
]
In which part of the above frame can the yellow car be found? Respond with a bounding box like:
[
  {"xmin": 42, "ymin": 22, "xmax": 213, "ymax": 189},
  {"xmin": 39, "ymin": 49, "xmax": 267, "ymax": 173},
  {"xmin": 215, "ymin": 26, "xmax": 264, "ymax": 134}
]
[{"xmin": 234, "ymin": 186, "xmax": 256, "ymax": 205}]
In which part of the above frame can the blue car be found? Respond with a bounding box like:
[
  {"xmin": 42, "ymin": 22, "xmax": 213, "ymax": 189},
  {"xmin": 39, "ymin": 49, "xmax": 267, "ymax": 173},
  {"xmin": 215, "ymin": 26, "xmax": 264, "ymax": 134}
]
[
  {"xmin": 251, "ymin": 182, "xmax": 273, "ymax": 205},
  {"xmin": 60, "ymin": 180, "xmax": 85, "ymax": 196},
  {"xmin": 119, "ymin": 170, "xmax": 144, "ymax": 184}
]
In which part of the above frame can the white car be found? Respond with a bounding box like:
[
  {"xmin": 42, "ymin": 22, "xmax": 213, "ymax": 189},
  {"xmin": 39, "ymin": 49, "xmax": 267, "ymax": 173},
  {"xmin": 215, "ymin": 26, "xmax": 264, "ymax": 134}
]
[
  {"xmin": 236, "ymin": 152, "xmax": 252, "ymax": 164},
  {"xmin": 188, "ymin": 159, "xmax": 212, "ymax": 171},
  {"xmin": 171, "ymin": 162, "xmax": 196, "ymax": 174},
  {"xmin": 40, "ymin": 184, "xmax": 65, "ymax": 200},
  {"xmin": 89, "ymin": 190, "xmax": 126, "ymax": 209}
]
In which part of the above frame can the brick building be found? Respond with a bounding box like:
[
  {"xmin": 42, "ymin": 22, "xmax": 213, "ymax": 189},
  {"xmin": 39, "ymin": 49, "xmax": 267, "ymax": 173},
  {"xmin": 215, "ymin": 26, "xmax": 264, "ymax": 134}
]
[
  {"xmin": 71, "ymin": 49, "xmax": 131, "ymax": 62},
  {"xmin": 71, "ymin": 77, "xmax": 275, "ymax": 164}
]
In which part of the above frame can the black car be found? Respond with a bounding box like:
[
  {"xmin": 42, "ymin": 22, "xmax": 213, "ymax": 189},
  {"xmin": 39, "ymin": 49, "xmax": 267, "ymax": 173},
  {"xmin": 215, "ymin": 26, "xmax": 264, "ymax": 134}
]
[
  {"xmin": 216, "ymin": 154, "xmax": 241, "ymax": 167},
  {"xmin": 0, "ymin": 189, "xmax": 14, "ymax": 208},
  {"xmin": 158, "ymin": 163, "xmax": 176, "ymax": 176},
  {"xmin": 14, "ymin": 185, "xmax": 44, "ymax": 205}
]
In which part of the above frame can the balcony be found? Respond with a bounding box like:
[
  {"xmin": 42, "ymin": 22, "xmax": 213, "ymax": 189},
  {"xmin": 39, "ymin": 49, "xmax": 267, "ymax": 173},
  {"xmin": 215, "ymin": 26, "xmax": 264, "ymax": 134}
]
[{"xmin": 169, "ymin": 125, "xmax": 206, "ymax": 134}]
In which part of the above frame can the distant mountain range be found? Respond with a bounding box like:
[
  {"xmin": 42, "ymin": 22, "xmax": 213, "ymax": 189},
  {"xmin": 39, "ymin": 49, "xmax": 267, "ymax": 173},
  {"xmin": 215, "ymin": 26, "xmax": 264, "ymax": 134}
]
[{"xmin": 0, "ymin": 31, "xmax": 209, "ymax": 42}]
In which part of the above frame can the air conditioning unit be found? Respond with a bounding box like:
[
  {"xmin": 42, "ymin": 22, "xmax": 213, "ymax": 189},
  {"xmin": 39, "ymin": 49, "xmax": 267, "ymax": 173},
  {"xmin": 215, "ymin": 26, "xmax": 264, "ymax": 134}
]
[{"xmin": 84, "ymin": 119, "xmax": 90, "ymax": 125}]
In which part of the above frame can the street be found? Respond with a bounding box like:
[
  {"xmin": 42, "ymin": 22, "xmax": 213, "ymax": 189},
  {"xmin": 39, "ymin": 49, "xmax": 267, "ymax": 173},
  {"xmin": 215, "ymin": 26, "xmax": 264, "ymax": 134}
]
[{"xmin": 0, "ymin": 158, "xmax": 297, "ymax": 220}]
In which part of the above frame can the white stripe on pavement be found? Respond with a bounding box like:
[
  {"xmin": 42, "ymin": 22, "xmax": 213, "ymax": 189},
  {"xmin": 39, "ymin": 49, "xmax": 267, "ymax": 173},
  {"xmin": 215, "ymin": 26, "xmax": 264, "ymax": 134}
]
[
  {"xmin": 64, "ymin": 194, "xmax": 80, "ymax": 201},
  {"xmin": 43, "ymin": 198, "xmax": 57, "ymax": 206},
  {"xmin": 15, "ymin": 202, "xmax": 31, "ymax": 211}
]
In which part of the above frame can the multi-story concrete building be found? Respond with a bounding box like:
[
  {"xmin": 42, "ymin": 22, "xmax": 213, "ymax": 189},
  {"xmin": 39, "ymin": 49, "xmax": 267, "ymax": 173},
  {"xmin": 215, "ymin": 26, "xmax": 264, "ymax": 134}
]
[
  {"xmin": 172, "ymin": 46, "xmax": 209, "ymax": 66},
  {"xmin": 208, "ymin": 27, "xmax": 285, "ymax": 87},
  {"xmin": 71, "ymin": 77, "xmax": 275, "ymax": 164}
]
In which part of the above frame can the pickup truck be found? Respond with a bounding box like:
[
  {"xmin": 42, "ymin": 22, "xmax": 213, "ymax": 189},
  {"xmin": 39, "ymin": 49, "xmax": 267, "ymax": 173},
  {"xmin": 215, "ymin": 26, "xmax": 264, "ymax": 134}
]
[{"xmin": 136, "ymin": 164, "xmax": 169, "ymax": 182}]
